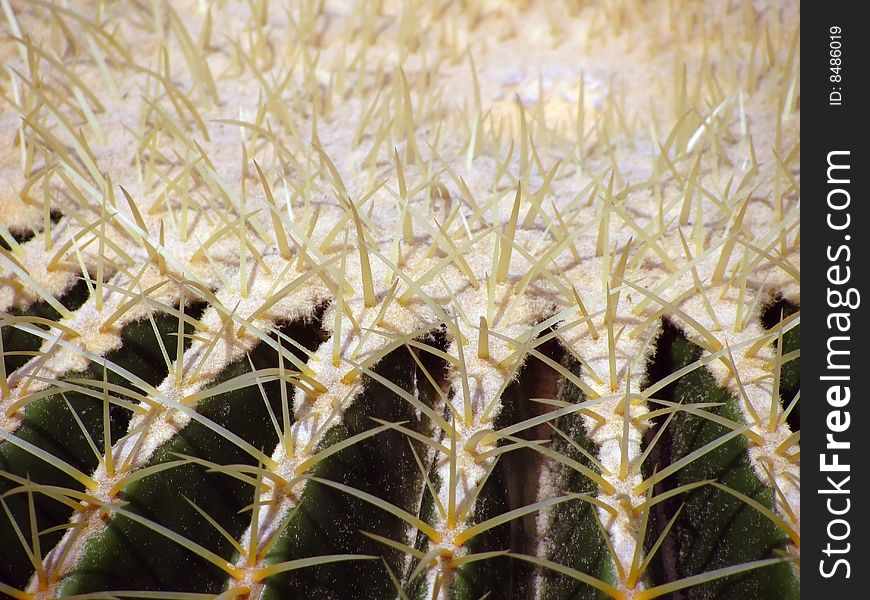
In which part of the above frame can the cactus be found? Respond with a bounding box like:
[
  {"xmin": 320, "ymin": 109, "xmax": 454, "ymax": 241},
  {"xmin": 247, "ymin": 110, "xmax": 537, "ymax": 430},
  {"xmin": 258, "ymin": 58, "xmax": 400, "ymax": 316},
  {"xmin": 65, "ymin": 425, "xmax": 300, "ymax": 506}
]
[{"xmin": 0, "ymin": 1, "xmax": 799, "ymax": 599}]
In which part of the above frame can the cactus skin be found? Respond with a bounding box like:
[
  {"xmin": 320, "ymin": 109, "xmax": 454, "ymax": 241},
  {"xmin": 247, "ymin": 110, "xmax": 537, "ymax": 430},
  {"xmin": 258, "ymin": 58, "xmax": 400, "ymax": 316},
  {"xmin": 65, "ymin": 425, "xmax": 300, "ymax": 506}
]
[
  {"xmin": 1, "ymin": 1, "xmax": 798, "ymax": 599},
  {"xmin": 0, "ymin": 309, "xmax": 198, "ymax": 590},
  {"xmin": 649, "ymin": 322, "xmax": 798, "ymax": 600}
]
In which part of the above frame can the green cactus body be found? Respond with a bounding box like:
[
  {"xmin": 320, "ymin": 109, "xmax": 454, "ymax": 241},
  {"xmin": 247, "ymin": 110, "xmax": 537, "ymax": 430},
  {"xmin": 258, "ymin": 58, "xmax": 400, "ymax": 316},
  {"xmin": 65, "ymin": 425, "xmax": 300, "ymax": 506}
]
[
  {"xmin": 647, "ymin": 322, "xmax": 799, "ymax": 600},
  {"xmin": 1, "ymin": 1, "xmax": 799, "ymax": 599},
  {"xmin": 1, "ymin": 308, "xmax": 199, "ymax": 589}
]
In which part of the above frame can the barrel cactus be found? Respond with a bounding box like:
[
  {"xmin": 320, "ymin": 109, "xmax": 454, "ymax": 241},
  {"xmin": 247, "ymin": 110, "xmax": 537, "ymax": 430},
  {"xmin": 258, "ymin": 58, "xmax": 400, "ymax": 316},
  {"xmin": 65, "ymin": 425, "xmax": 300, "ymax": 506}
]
[{"xmin": 1, "ymin": 0, "xmax": 799, "ymax": 599}]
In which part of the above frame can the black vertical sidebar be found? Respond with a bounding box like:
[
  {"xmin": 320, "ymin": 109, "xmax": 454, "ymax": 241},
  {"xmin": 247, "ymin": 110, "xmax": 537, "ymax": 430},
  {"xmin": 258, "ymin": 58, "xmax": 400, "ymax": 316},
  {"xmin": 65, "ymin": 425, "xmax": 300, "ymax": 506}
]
[{"xmin": 804, "ymin": 3, "xmax": 869, "ymax": 597}]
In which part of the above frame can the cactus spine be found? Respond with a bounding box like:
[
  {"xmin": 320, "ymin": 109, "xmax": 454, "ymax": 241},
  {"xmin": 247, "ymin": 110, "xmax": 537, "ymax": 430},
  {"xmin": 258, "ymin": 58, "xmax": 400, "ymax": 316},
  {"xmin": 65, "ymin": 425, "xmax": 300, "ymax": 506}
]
[{"xmin": 1, "ymin": 1, "xmax": 799, "ymax": 599}]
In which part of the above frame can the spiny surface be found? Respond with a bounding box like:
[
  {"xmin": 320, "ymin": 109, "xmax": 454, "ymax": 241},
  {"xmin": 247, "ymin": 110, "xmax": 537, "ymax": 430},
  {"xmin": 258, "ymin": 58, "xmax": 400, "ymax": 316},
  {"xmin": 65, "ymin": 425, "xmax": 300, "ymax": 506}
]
[{"xmin": 1, "ymin": 1, "xmax": 798, "ymax": 599}]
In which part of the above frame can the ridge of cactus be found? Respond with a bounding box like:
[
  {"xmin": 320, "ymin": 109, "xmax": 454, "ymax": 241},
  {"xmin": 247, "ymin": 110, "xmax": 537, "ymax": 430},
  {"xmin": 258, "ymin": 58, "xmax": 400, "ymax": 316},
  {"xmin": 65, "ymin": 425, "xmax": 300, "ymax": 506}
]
[{"xmin": 1, "ymin": 1, "xmax": 798, "ymax": 599}]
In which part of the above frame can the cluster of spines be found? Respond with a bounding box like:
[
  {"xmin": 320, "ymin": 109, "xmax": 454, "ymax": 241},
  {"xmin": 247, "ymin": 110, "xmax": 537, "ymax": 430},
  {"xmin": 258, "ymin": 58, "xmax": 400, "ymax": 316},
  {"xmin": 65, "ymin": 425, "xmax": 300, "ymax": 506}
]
[{"xmin": 1, "ymin": 1, "xmax": 798, "ymax": 599}]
